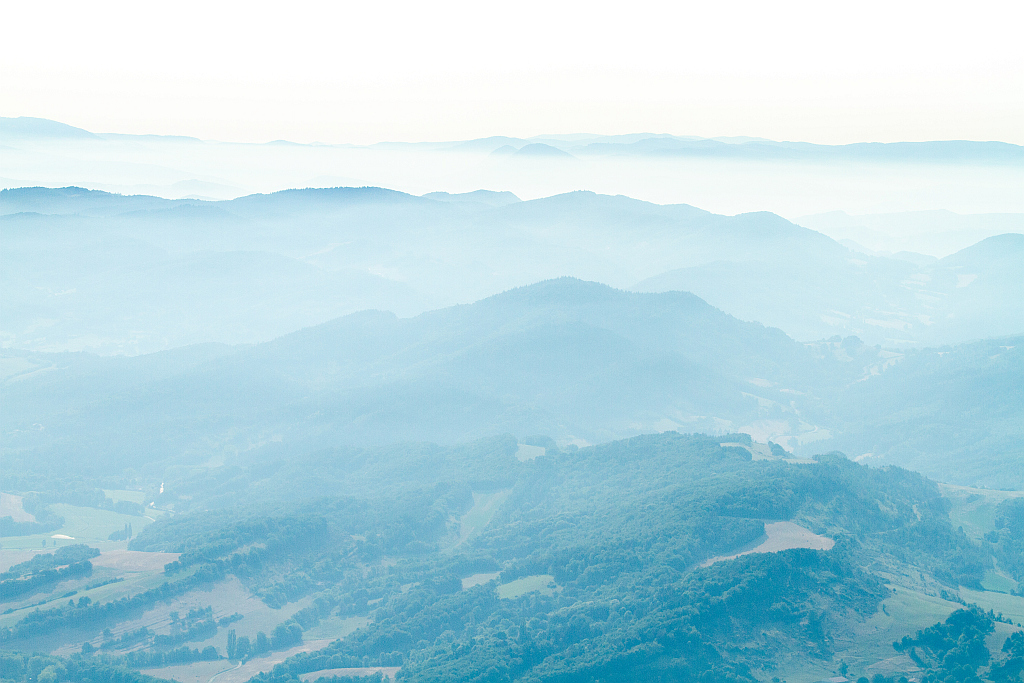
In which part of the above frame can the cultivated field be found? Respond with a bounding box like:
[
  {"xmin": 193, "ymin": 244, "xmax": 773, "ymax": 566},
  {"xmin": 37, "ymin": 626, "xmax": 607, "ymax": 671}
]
[
  {"xmin": 454, "ymin": 490, "xmax": 510, "ymax": 548},
  {"xmin": 461, "ymin": 572, "xmax": 500, "ymax": 590},
  {"xmin": 0, "ymin": 493, "xmax": 35, "ymax": 523},
  {"xmin": 0, "ymin": 502, "xmax": 158, "ymax": 551},
  {"xmin": 497, "ymin": 575, "xmax": 556, "ymax": 599},
  {"xmin": 143, "ymin": 638, "xmax": 334, "ymax": 683},
  {"xmin": 701, "ymin": 521, "xmax": 834, "ymax": 567},
  {"xmin": 941, "ymin": 483, "xmax": 1024, "ymax": 543},
  {"xmin": 91, "ymin": 549, "xmax": 179, "ymax": 572},
  {"xmin": 299, "ymin": 666, "xmax": 401, "ymax": 681},
  {"xmin": 0, "ymin": 550, "xmax": 179, "ymax": 632}
]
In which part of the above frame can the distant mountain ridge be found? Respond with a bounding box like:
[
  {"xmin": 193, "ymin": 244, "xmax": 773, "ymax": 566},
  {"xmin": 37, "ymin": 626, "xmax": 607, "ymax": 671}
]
[
  {"xmin": 0, "ymin": 279, "xmax": 863, "ymax": 468},
  {"xmin": 0, "ymin": 117, "xmax": 98, "ymax": 140},
  {"xmin": 797, "ymin": 209, "xmax": 1024, "ymax": 256},
  {"xmin": 4, "ymin": 117, "xmax": 1022, "ymax": 164},
  {"xmin": 3, "ymin": 278, "xmax": 1019, "ymax": 488},
  {"xmin": 2, "ymin": 185, "xmax": 1020, "ymax": 354}
]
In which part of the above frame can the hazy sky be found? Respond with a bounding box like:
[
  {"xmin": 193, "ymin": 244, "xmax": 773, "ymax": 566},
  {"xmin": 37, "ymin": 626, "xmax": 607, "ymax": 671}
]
[{"xmin": 3, "ymin": 0, "xmax": 1023, "ymax": 144}]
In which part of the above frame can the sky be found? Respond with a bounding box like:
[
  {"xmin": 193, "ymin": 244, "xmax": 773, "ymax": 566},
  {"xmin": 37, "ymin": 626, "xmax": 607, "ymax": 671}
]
[{"xmin": 2, "ymin": 0, "xmax": 1023, "ymax": 145}]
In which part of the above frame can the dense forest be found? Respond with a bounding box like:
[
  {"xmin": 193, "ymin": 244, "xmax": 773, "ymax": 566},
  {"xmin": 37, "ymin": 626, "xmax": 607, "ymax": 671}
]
[{"xmin": 3, "ymin": 432, "xmax": 1012, "ymax": 682}]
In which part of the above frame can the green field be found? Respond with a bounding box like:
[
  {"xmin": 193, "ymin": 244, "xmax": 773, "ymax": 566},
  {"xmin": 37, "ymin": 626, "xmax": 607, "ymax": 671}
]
[
  {"xmin": 770, "ymin": 580, "xmax": 1024, "ymax": 683},
  {"xmin": 453, "ymin": 490, "xmax": 510, "ymax": 548},
  {"xmin": 940, "ymin": 483, "xmax": 1024, "ymax": 542},
  {"xmin": 981, "ymin": 568, "xmax": 1019, "ymax": 594},
  {"xmin": 772, "ymin": 586, "xmax": 976, "ymax": 683},
  {"xmin": 301, "ymin": 615, "xmax": 369, "ymax": 641},
  {"xmin": 0, "ymin": 559, "xmax": 191, "ymax": 632},
  {"xmin": 0, "ymin": 502, "xmax": 154, "ymax": 550},
  {"xmin": 497, "ymin": 575, "xmax": 556, "ymax": 600}
]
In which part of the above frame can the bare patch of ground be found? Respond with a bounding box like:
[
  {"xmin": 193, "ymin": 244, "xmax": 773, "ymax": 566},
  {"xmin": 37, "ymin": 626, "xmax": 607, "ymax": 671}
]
[
  {"xmin": 0, "ymin": 493, "xmax": 36, "ymax": 523},
  {"xmin": 866, "ymin": 655, "xmax": 922, "ymax": 676},
  {"xmin": 0, "ymin": 549, "xmax": 49, "ymax": 572},
  {"xmin": 91, "ymin": 550, "xmax": 180, "ymax": 572},
  {"xmin": 701, "ymin": 521, "xmax": 834, "ymax": 567},
  {"xmin": 461, "ymin": 572, "xmax": 500, "ymax": 589},
  {"xmin": 515, "ymin": 444, "xmax": 545, "ymax": 461}
]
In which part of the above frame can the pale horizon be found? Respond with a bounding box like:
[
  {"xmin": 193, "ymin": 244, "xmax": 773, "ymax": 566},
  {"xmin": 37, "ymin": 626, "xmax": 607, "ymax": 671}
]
[
  {"xmin": 2, "ymin": 3, "xmax": 1024, "ymax": 681},
  {"xmin": 9, "ymin": 114, "xmax": 1024, "ymax": 147},
  {"xmin": 3, "ymin": 0, "xmax": 1023, "ymax": 146}
]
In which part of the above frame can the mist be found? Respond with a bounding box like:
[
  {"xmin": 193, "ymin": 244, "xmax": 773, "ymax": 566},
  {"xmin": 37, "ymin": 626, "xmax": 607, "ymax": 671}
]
[
  {"xmin": 2, "ymin": 59, "xmax": 1023, "ymax": 683},
  {"xmin": 3, "ymin": 118, "xmax": 1023, "ymax": 255}
]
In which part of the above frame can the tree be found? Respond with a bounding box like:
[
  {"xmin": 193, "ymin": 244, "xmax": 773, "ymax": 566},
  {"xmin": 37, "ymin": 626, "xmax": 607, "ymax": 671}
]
[{"xmin": 235, "ymin": 635, "xmax": 251, "ymax": 661}]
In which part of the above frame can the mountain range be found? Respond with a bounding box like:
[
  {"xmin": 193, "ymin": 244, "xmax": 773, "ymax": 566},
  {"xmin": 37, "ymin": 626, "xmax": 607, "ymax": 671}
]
[
  {"xmin": 2, "ymin": 186, "xmax": 1021, "ymax": 356},
  {"xmin": 3, "ymin": 278, "xmax": 1021, "ymax": 489}
]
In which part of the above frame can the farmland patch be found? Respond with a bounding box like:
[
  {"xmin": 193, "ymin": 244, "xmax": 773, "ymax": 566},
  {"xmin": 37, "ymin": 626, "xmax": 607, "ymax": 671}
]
[
  {"xmin": 701, "ymin": 521, "xmax": 834, "ymax": 567},
  {"xmin": 143, "ymin": 638, "xmax": 333, "ymax": 683},
  {"xmin": 0, "ymin": 493, "xmax": 35, "ymax": 523},
  {"xmin": 453, "ymin": 490, "xmax": 510, "ymax": 548},
  {"xmin": 299, "ymin": 666, "xmax": 401, "ymax": 681},
  {"xmin": 497, "ymin": 575, "xmax": 556, "ymax": 599},
  {"xmin": 461, "ymin": 572, "xmax": 499, "ymax": 590}
]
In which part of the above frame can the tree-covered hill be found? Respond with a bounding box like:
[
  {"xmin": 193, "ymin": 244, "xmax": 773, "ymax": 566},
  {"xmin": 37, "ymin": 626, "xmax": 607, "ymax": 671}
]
[
  {"xmin": 116, "ymin": 435, "xmax": 1010, "ymax": 680},
  {"xmin": 0, "ymin": 279, "xmax": 841, "ymax": 479},
  {"xmin": 3, "ymin": 280, "xmax": 1020, "ymax": 489}
]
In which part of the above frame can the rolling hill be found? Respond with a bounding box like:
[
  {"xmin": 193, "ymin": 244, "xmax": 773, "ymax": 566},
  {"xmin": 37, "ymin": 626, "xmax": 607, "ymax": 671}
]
[
  {"xmin": 2, "ymin": 279, "xmax": 1020, "ymax": 488},
  {"xmin": 2, "ymin": 186, "xmax": 1020, "ymax": 355}
]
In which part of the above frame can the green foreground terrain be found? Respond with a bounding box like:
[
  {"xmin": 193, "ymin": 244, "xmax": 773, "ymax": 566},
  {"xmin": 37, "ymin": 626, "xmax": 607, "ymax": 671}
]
[{"xmin": 2, "ymin": 432, "xmax": 1023, "ymax": 683}]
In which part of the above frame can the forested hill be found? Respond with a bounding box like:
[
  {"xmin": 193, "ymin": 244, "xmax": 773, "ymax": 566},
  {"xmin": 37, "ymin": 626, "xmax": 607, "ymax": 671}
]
[
  {"xmin": 3, "ymin": 279, "xmax": 1022, "ymax": 489},
  {"xmin": 0, "ymin": 279, "xmax": 833, "ymax": 475},
  {"xmin": 18, "ymin": 432, "xmax": 1007, "ymax": 683}
]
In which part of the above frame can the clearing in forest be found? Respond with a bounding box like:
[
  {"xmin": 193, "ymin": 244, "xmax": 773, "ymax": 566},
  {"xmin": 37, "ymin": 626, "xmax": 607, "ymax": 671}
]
[
  {"xmin": 453, "ymin": 490, "xmax": 510, "ymax": 548},
  {"xmin": 515, "ymin": 444, "xmax": 546, "ymax": 461},
  {"xmin": 0, "ymin": 493, "xmax": 35, "ymax": 523},
  {"xmin": 701, "ymin": 521, "xmax": 834, "ymax": 567},
  {"xmin": 497, "ymin": 575, "xmax": 557, "ymax": 599},
  {"xmin": 91, "ymin": 549, "xmax": 179, "ymax": 572}
]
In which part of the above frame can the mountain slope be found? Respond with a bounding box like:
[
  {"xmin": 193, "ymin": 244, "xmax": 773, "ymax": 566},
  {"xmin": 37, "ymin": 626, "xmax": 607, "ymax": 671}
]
[
  {"xmin": 635, "ymin": 233, "xmax": 1024, "ymax": 346},
  {"xmin": 820, "ymin": 336, "xmax": 1024, "ymax": 487},
  {"xmin": 5, "ymin": 186, "xmax": 1019, "ymax": 354},
  {"xmin": 0, "ymin": 280, "xmax": 838, "ymax": 477},
  {"xmin": 4, "ymin": 278, "xmax": 1018, "ymax": 486}
]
